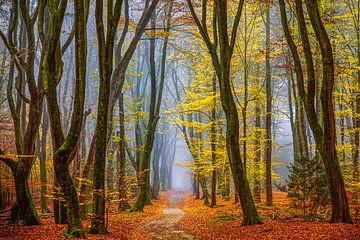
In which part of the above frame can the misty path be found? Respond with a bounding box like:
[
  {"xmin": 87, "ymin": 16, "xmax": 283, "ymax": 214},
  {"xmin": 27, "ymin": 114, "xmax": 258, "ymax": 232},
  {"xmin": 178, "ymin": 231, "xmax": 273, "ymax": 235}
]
[{"xmin": 141, "ymin": 191, "xmax": 195, "ymax": 240}]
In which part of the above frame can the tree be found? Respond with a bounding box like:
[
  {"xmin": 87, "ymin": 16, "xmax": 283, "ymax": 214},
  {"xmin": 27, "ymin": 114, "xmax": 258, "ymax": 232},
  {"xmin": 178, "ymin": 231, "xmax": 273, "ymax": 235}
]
[
  {"xmin": 0, "ymin": 0, "xmax": 41, "ymax": 225},
  {"xmin": 39, "ymin": 102, "xmax": 50, "ymax": 213},
  {"xmin": 264, "ymin": 0, "xmax": 273, "ymax": 206},
  {"xmin": 187, "ymin": 0, "xmax": 262, "ymax": 225},
  {"xmin": 132, "ymin": 0, "xmax": 173, "ymax": 211},
  {"xmin": 279, "ymin": 0, "xmax": 353, "ymax": 223},
  {"xmin": 287, "ymin": 157, "xmax": 329, "ymax": 219},
  {"xmin": 76, "ymin": 0, "xmax": 159, "ymax": 218},
  {"xmin": 90, "ymin": 0, "xmax": 125, "ymax": 234},
  {"xmin": 39, "ymin": 0, "xmax": 88, "ymax": 236}
]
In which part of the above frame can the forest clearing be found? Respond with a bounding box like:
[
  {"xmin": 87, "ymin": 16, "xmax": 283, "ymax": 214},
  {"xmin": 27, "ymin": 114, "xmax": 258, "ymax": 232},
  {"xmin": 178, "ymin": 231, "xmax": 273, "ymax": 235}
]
[{"xmin": 0, "ymin": 0, "xmax": 360, "ymax": 239}]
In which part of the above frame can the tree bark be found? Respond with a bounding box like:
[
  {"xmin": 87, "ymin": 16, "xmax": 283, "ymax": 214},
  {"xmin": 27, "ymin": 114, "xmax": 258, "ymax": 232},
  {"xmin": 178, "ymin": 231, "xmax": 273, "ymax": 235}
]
[
  {"xmin": 40, "ymin": 101, "xmax": 50, "ymax": 213},
  {"xmin": 265, "ymin": 1, "xmax": 273, "ymax": 206},
  {"xmin": 117, "ymin": 94, "xmax": 130, "ymax": 211},
  {"xmin": 210, "ymin": 76, "xmax": 217, "ymax": 206}
]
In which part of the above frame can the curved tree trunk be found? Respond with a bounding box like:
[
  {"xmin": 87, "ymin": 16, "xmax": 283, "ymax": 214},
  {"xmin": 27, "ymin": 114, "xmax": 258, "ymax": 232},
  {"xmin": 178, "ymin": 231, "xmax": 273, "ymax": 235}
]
[
  {"xmin": 186, "ymin": 0, "xmax": 262, "ymax": 225},
  {"xmin": 279, "ymin": 0, "xmax": 352, "ymax": 223},
  {"xmin": 10, "ymin": 168, "xmax": 39, "ymax": 225}
]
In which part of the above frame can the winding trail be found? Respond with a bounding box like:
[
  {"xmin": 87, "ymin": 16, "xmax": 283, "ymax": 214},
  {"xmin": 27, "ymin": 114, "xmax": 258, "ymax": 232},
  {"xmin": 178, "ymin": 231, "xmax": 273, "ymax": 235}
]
[{"xmin": 141, "ymin": 191, "xmax": 195, "ymax": 240}]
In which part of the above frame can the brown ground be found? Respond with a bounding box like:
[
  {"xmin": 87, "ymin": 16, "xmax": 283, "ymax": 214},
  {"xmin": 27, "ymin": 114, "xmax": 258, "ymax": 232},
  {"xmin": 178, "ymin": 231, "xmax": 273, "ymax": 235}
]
[
  {"xmin": 177, "ymin": 192, "xmax": 360, "ymax": 240},
  {"xmin": 1, "ymin": 192, "xmax": 359, "ymax": 239},
  {"xmin": 0, "ymin": 192, "xmax": 168, "ymax": 240}
]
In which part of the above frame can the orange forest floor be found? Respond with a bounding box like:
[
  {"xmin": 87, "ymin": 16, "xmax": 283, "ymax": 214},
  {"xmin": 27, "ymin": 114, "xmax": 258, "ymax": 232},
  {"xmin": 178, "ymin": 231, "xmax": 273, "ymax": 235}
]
[
  {"xmin": 0, "ymin": 191, "xmax": 360, "ymax": 239},
  {"xmin": 178, "ymin": 192, "xmax": 360, "ymax": 240},
  {"xmin": 0, "ymin": 192, "xmax": 169, "ymax": 240}
]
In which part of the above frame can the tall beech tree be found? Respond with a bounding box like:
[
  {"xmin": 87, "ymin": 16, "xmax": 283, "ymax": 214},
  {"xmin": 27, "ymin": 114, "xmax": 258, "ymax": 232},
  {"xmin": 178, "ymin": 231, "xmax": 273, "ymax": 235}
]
[
  {"xmin": 91, "ymin": 0, "xmax": 160, "ymax": 232},
  {"xmin": 264, "ymin": 0, "xmax": 273, "ymax": 206},
  {"xmin": 186, "ymin": 0, "xmax": 262, "ymax": 225},
  {"xmin": 0, "ymin": 0, "xmax": 41, "ymax": 225},
  {"xmin": 39, "ymin": 0, "xmax": 88, "ymax": 236},
  {"xmin": 279, "ymin": 0, "xmax": 353, "ymax": 223},
  {"xmin": 78, "ymin": 0, "xmax": 159, "ymax": 217},
  {"xmin": 90, "ymin": 0, "xmax": 125, "ymax": 234},
  {"xmin": 133, "ymin": 0, "xmax": 173, "ymax": 211}
]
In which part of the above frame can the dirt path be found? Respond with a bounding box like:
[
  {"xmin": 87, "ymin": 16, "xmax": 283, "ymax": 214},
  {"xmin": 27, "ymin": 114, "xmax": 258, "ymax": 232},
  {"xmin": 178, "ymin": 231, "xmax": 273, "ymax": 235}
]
[{"xmin": 141, "ymin": 191, "xmax": 195, "ymax": 240}]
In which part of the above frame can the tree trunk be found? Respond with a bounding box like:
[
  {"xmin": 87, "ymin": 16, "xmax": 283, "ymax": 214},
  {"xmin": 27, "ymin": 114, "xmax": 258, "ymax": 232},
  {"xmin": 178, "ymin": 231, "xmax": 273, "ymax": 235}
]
[
  {"xmin": 90, "ymin": 0, "xmax": 124, "ymax": 234},
  {"xmin": 117, "ymin": 94, "xmax": 130, "ymax": 211},
  {"xmin": 10, "ymin": 168, "xmax": 39, "ymax": 225},
  {"xmin": 53, "ymin": 155, "xmax": 83, "ymax": 235},
  {"xmin": 40, "ymin": 102, "xmax": 50, "ymax": 213},
  {"xmin": 0, "ymin": 165, "xmax": 4, "ymax": 210},
  {"xmin": 151, "ymin": 135, "xmax": 161, "ymax": 199},
  {"xmin": 253, "ymin": 100, "xmax": 261, "ymax": 203},
  {"xmin": 53, "ymin": 178, "xmax": 67, "ymax": 224},
  {"xmin": 187, "ymin": 0, "xmax": 262, "ymax": 225},
  {"xmin": 132, "ymin": 13, "xmax": 158, "ymax": 211},
  {"xmin": 133, "ymin": 2, "xmax": 171, "ymax": 209},
  {"xmin": 79, "ymin": 135, "xmax": 95, "ymax": 216},
  {"xmin": 265, "ymin": 1, "xmax": 273, "ymax": 206}
]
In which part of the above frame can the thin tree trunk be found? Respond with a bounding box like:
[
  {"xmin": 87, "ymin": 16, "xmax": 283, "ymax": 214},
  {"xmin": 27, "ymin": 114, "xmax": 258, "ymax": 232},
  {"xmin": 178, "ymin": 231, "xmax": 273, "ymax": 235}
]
[
  {"xmin": 40, "ymin": 101, "xmax": 50, "ymax": 213},
  {"xmin": 210, "ymin": 75, "xmax": 217, "ymax": 206},
  {"xmin": 118, "ymin": 94, "xmax": 130, "ymax": 211},
  {"xmin": 253, "ymin": 99, "xmax": 261, "ymax": 203},
  {"xmin": 265, "ymin": 1, "xmax": 273, "ymax": 206},
  {"xmin": 133, "ymin": 2, "xmax": 172, "ymax": 210}
]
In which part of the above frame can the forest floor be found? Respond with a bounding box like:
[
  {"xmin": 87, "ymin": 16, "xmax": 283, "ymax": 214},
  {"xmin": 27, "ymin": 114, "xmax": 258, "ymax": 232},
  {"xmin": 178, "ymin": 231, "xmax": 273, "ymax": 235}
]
[
  {"xmin": 139, "ymin": 190, "xmax": 194, "ymax": 239},
  {"xmin": 0, "ymin": 192, "xmax": 169, "ymax": 239},
  {"xmin": 0, "ymin": 192, "xmax": 360, "ymax": 239},
  {"xmin": 178, "ymin": 192, "xmax": 360, "ymax": 240}
]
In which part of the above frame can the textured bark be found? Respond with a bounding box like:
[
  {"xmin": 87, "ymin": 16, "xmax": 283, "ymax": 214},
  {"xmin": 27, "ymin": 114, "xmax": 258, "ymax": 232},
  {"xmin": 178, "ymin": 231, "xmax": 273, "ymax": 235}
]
[
  {"xmin": 53, "ymin": 178, "xmax": 67, "ymax": 224},
  {"xmin": 264, "ymin": 1, "xmax": 273, "ymax": 206},
  {"xmin": 9, "ymin": 168, "xmax": 39, "ymax": 225},
  {"xmin": 40, "ymin": 102, "xmax": 50, "ymax": 213},
  {"xmin": 253, "ymin": 99, "xmax": 261, "ymax": 203},
  {"xmin": 79, "ymin": 135, "xmax": 96, "ymax": 216},
  {"xmin": 117, "ymin": 94, "xmax": 130, "ymax": 211},
  {"xmin": 210, "ymin": 75, "xmax": 217, "ymax": 207},
  {"xmin": 151, "ymin": 138, "xmax": 161, "ymax": 199}
]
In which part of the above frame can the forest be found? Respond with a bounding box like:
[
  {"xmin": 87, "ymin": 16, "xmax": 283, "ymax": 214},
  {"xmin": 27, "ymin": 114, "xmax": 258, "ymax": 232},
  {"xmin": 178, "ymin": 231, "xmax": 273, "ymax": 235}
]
[{"xmin": 0, "ymin": 0, "xmax": 359, "ymax": 239}]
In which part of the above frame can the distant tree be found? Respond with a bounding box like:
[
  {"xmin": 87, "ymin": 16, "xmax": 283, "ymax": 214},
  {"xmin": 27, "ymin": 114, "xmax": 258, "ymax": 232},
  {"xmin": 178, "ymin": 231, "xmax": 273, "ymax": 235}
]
[{"xmin": 132, "ymin": 0, "xmax": 173, "ymax": 211}]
